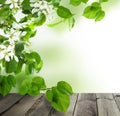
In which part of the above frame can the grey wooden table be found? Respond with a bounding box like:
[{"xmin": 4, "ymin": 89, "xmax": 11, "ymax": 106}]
[{"xmin": 0, "ymin": 93, "xmax": 120, "ymax": 116}]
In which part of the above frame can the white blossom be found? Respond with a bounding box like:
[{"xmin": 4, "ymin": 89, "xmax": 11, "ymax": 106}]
[
  {"xmin": 6, "ymin": 0, "xmax": 19, "ymax": 9},
  {"xmin": 30, "ymin": 0, "xmax": 53, "ymax": 16},
  {"xmin": 0, "ymin": 44, "xmax": 19, "ymax": 62}
]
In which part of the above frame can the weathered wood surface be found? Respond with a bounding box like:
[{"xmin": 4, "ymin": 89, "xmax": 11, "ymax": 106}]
[{"xmin": 0, "ymin": 93, "xmax": 120, "ymax": 116}]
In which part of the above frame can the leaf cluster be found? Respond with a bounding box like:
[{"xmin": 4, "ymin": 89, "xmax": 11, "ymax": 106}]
[
  {"xmin": 0, "ymin": 75, "xmax": 16, "ymax": 96},
  {"xmin": 0, "ymin": 0, "xmax": 109, "ymax": 112},
  {"xmin": 83, "ymin": 2, "xmax": 105, "ymax": 21}
]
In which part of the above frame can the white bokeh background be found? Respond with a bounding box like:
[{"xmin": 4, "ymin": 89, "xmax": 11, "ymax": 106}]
[{"xmin": 30, "ymin": 0, "xmax": 120, "ymax": 92}]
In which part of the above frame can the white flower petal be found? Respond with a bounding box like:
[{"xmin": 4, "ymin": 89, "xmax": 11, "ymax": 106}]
[
  {"xmin": 0, "ymin": 45, "xmax": 6, "ymax": 49},
  {"xmin": 6, "ymin": 0, "xmax": 11, "ymax": 4},
  {"xmin": 5, "ymin": 55, "xmax": 10, "ymax": 62},
  {"xmin": 0, "ymin": 52, "xmax": 4, "ymax": 60},
  {"xmin": 14, "ymin": 56, "xmax": 19, "ymax": 62}
]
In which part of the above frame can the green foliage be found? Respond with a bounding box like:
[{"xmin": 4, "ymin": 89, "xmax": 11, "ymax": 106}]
[
  {"xmin": 0, "ymin": 35, "xmax": 8, "ymax": 44},
  {"xmin": 5, "ymin": 59, "xmax": 18, "ymax": 73},
  {"xmin": 95, "ymin": 10, "xmax": 105, "ymax": 21},
  {"xmin": 57, "ymin": 81, "xmax": 73, "ymax": 95},
  {"xmin": 70, "ymin": 0, "xmax": 82, "ymax": 6},
  {"xmin": 24, "ymin": 51, "xmax": 43, "ymax": 74},
  {"xmin": 70, "ymin": 0, "xmax": 88, "ymax": 6},
  {"xmin": 83, "ymin": 2, "xmax": 105, "ymax": 21},
  {"xmin": 15, "ymin": 58, "xmax": 24, "ymax": 74},
  {"xmin": 0, "ymin": 0, "xmax": 109, "ymax": 112},
  {"xmin": 0, "ymin": 0, "xmax": 6, "ymax": 4},
  {"xmin": 0, "ymin": 75, "xmax": 16, "ymax": 96},
  {"xmin": 68, "ymin": 17, "xmax": 75, "ymax": 29},
  {"xmin": 21, "ymin": 26, "xmax": 36, "ymax": 40},
  {"xmin": 21, "ymin": 0, "xmax": 32, "ymax": 14},
  {"xmin": 34, "ymin": 13, "xmax": 46, "ymax": 26},
  {"xmin": 99, "ymin": 0, "xmax": 108, "ymax": 3},
  {"xmin": 15, "ymin": 42, "xmax": 24, "ymax": 55},
  {"xmin": 52, "ymin": 0, "xmax": 61, "ymax": 7},
  {"xmin": 82, "ymin": 0, "xmax": 88, "ymax": 3},
  {"xmin": 46, "ymin": 81, "xmax": 73, "ymax": 112},
  {"xmin": 19, "ymin": 76, "xmax": 46, "ymax": 96},
  {"xmin": 57, "ymin": 6, "xmax": 73, "ymax": 18},
  {"xmin": 0, "ymin": 5, "xmax": 10, "ymax": 19}
]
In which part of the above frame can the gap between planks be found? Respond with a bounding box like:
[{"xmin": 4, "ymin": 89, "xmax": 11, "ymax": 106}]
[
  {"xmin": 1, "ymin": 93, "xmax": 120, "ymax": 116},
  {"xmin": 96, "ymin": 93, "xmax": 120, "ymax": 116}
]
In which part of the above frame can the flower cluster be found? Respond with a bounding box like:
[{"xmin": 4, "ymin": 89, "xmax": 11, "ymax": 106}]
[
  {"xmin": 5, "ymin": 0, "xmax": 23, "ymax": 9},
  {"xmin": 30, "ymin": 0, "xmax": 53, "ymax": 15},
  {"xmin": 0, "ymin": 44, "xmax": 18, "ymax": 62},
  {"xmin": 0, "ymin": 22, "xmax": 27, "ymax": 62}
]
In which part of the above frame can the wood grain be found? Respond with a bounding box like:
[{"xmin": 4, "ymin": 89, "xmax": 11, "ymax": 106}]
[
  {"xmin": 96, "ymin": 94, "xmax": 120, "ymax": 116},
  {"xmin": 113, "ymin": 93, "xmax": 120, "ymax": 111},
  {"xmin": 73, "ymin": 93, "xmax": 97, "ymax": 116},
  {"xmin": 26, "ymin": 94, "xmax": 52, "ymax": 116},
  {"xmin": 0, "ymin": 93, "xmax": 120, "ymax": 116},
  {"xmin": 0, "ymin": 94, "xmax": 23, "ymax": 114},
  {"xmin": 1, "ymin": 94, "xmax": 43, "ymax": 116}
]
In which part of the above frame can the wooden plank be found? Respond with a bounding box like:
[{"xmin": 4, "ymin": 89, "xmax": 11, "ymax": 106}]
[
  {"xmin": 2, "ymin": 94, "xmax": 43, "ymax": 116},
  {"xmin": 25, "ymin": 94, "xmax": 52, "ymax": 116},
  {"xmin": 0, "ymin": 94, "xmax": 23, "ymax": 114},
  {"xmin": 113, "ymin": 93, "xmax": 120, "ymax": 97},
  {"xmin": 48, "ymin": 94, "xmax": 78, "ymax": 116},
  {"xmin": 96, "ymin": 93, "xmax": 113, "ymax": 99},
  {"xmin": 96, "ymin": 94, "xmax": 120, "ymax": 116},
  {"xmin": 73, "ymin": 93, "xmax": 97, "ymax": 116},
  {"xmin": 113, "ymin": 93, "xmax": 120, "ymax": 111}
]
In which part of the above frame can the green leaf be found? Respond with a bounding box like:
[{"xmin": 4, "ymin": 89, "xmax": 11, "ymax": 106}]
[
  {"xmin": 99, "ymin": 0, "xmax": 108, "ymax": 3},
  {"xmin": 81, "ymin": 0, "xmax": 88, "ymax": 3},
  {"xmin": 91, "ymin": 2, "xmax": 101, "ymax": 8},
  {"xmin": 0, "ymin": 77, "xmax": 12, "ymax": 96},
  {"xmin": 57, "ymin": 6, "xmax": 73, "ymax": 18},
  {"xmin": 24, "ymin": 52, "xmax": 42, "ymax": 74},
  {"xmin": 70, "ymin": 0, "xmax": 82, "ymax": 6},
  {"xmin": 0, "ymin": 35, "xmax": 8, "ymax": 44},
  {"xmin": 21, "ymin": 26, "xmax": 36, "ymax": 40},
  {"xmin": 15, "ymin": 58, "xmax": 24, "ymax": 74},
  {"xmin": 30, "ymin": 52, "xmax": 41, "ymax": 63},
  {"xmin": 19, "ymin": 16, "xmax": 28, "ymax": 23},
  {"xmin": 34, "ymin": 13, "xmax": 46, "ymax": 26},
  {"xmin": 47, "ymin": 20, "xmax": 64, "ymax": 27},
  {"xmin": 25, "ymin": 63, "xmax": 34, "ymax": 75},
  {"xmin": 83, "ymin": 6, "xmax": 97, "ymax": 19},
  {"xmin": 5, "ymin": 59, "xmax": 18, "ymax": 73},
  {"xmin": 22, "ymin": 0, "xmax": 32, "ymax": 14},
  {"xmin": 83, "ymin": 2, "xmax": 105, "ymax": 21},
  {"xmin": 15, "ymin": 42, "xmax": 24, "ymax": 55},
  {"xmin": 19, "ymin": 79, "xmax": 31, "ymax": 95},
  {"xmin": 31, "ymin": 76, "xmax": 46, "ymax": 89},
  {"xmin": 34, "ymin": 60, "xmax": 43, "ymax": 72},
  {"xmin": 46, "ymin": 0, "xmax": 52, "ymax": 2},
  {"xmin": 0, "ymin": 5, "xmax": 10, "ymax": 19},
  {"xmin": 0, "ymin": 0, "xmax": 6, "ymax": 4},
  {"xmin": 51, "ymin": 87, "xmax": 70, "ymax": 112},
  {"xmin": 7, "ymin": 75, "xmax": 16, "ymax": 87},
  {"xmin": 28, "ymin": 84, "xmax": 40, "ymax": 96},
  {"xmin": 19, "ymin": 76, "xmax": 46, "ymax": 96},
  {"xmin": 68, "ymin": 17, "xmax": 75, "ymax": 29},
  {"xmin": 57, "ymin": 81, "xmax": 73, "ymax": 95},
  {"xmin": 30, "ymin": 30, "xmax": 37, "ymax": 38},
  {"xmin": 95, "ymin": 10, "xmax": 105, "ymax": 21},
  {"xmin": 83, "ymin": 3, "xmax": 101, "ymax": 19},
  {"xmin": 52, "ymin": 0, "xmax": 61, "ymax": 7},
  {"xmin": 46, "ymin": 90, "xmax": 53, "ymax": 102}
]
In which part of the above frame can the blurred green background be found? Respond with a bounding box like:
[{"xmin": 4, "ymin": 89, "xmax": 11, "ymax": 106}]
[{"xmin": 26, "ymin": 0, "xmax": 120, "ymax": 93}]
